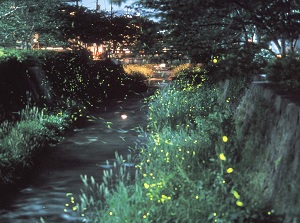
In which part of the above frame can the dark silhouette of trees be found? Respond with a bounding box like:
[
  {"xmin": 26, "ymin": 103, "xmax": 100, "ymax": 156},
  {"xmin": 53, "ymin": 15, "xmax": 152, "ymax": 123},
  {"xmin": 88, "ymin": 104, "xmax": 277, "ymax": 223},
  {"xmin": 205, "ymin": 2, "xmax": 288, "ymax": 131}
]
[{"xmin": 138, "ymin": 0, "xmax": 300, "ymax": 61}]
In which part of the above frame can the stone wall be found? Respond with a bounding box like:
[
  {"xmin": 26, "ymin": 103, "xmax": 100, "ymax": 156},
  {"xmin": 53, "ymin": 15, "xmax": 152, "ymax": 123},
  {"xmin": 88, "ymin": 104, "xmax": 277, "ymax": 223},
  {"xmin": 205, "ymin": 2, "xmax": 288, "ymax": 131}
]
[{"xmin": 235, "ymin": 82, "xmax": 300, "ymax": 223}]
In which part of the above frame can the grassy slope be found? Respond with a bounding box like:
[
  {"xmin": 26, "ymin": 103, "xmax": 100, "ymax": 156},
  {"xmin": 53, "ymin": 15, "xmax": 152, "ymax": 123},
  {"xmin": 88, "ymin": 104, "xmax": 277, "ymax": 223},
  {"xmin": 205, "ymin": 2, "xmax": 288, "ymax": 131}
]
[{"xmin": 77, "ymin": 75, "xmax": 284, "ymax": 223}]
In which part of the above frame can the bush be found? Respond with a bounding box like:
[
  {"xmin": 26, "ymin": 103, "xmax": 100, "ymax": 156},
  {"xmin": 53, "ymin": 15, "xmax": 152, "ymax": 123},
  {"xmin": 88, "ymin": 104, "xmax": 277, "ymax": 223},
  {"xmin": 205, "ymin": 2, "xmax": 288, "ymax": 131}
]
[
  {"xmin": 74, "ymin": 76, "xmax": 285, "ymax": 223},
  {"xmin": 0, "ymin": 106, "xmax": 71, "ymax": 187},
  {"xmin": 0, "ymin": 49, "xmax": 150, "ymax": 121},
  {"xmin": 266, "ymin": 55, "xmax": 300, "ymax": 90},
  {"xmin": 123, "ymin": 64, "xmax": 155, "ymax": 79},
  {"xmin": 201, "ymin": 48, "xmax": 264, "ymax": 85},
  {"xmin": 171, "ymin": 63, "xmax": 204, "ymax": 85}
]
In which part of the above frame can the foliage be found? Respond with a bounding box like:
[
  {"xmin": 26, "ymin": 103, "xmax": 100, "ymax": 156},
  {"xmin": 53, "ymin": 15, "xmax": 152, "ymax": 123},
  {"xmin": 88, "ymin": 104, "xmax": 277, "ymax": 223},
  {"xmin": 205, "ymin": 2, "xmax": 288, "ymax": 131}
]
[
  {"xmin": 0, "ymin": 49, "xmax": 150, "ymax": 191},
  {"xmin": 170, "ymin": 63, "xmax": 204, "ymax": 84},
  {"xmin": 0, "ymin": 49, "xmax": 149, "ymax": 121},
  {"xmin": 170, "ymin": 48, "xmax": 263, "ymax": 87},
  {"xmin": 266, "ymin": 54, "xmax": 300, "ymax": 90},
  {"xmin": 0, "ymin": 106, "xmax": 71, "ymax": 187},
  {"xmin": 123, "ymin": 64, "xmax": 154, "ymax": 79},
  {"xmin": 0, "ymin": 0, "xmax": 76, "ymax": 48},
  {"xmin": 138, "ymin": 0, "xmax": 300, "ymax": 61},
  {"xmin": 58, "ymin": 6, "xmax": 112, "ymax": 44},
  {"xmin": 59, "ymin": 5, "xmax": 161, "ymax": 54},
  {"xmin": 0, "ymin": 48, "xmax": 50, "ymax": 62},
  {"xmin": 201, "ymin": 48, "xmax": 265, "ymax": 84},
  {"xmin": 77, "ymin": 79, "xmax": 283, "ymax": 222}
]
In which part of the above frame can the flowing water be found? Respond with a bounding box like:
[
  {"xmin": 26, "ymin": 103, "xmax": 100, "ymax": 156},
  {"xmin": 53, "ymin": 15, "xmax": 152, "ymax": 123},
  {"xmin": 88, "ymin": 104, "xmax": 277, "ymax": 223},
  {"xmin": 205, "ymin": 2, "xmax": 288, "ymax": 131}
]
[{"xmin": 0, "ymin": 74, "xmax": 169, "ymax": 223}]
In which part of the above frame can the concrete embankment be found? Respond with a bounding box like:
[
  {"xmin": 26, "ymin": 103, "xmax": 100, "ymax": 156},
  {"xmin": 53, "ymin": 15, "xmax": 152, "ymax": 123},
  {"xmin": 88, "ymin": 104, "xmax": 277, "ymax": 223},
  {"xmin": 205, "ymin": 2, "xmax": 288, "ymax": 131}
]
[{"xmin": 235, "ymin": 81, "xmax": 300, "ymax": 223}]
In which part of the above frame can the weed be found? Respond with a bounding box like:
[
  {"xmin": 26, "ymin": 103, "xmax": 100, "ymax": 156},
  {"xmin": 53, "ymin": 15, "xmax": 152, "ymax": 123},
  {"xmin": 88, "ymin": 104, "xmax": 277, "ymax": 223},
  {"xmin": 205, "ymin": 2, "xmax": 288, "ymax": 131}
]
[{"xmin": 77, "ymin": 77, "xmax": 284, "ymax": 222}]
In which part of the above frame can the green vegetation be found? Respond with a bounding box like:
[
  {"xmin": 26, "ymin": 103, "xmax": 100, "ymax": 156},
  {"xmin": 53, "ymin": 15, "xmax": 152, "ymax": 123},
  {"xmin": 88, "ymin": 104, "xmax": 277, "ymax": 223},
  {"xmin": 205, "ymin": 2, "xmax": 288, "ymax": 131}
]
[
  {"xmin": 123, "ymin": 64, "xmax": 155, "ymax": 79},
  {"xmin": 138, "ymin": 0, "xmax": 300, "ymax": 61},
  {"xmin": 75, "ymin": 67, "xmax": 283, "ymax": 222},
  {"xmin": 0, "ymin": 0, "xmax": 76, "ymax": 48},
  {"xmin": 0, "ymin": 106, "xmax": 71, "ymax": 188},
  {"xmin": 266, "ymin": 55, "xmax": 300, "ymax": 91},
  {"xmin": 0, "ymin": 49, "xmax": 150, "ymax": 191}
]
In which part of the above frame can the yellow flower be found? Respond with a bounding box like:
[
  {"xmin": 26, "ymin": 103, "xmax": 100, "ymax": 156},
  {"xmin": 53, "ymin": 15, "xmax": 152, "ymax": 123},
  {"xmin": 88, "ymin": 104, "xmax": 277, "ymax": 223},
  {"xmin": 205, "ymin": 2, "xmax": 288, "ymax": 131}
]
[
  {"xmin": 109, "ymin": 211, "xmax": 113, "ymax": 216},
  {"xmin": 219, "ymin": 153, "xmax": 226, "ymax": 161},
  {"xmin": 227, "ymin": 167, "xmax": 233, "ymax": 173},
  {"xmin": 144, "ymin": 183, "xmax": 150, "ymax": 189},
  {"xmin": 161, "ymin": 195, "xmax": 167, "ymax": 203},
  {"xmin": 160, "ymin": 195, "xmax": 171, "ymax": 203},
  {"xmin": 195, "ymin": 195, "xmax": 199, "ymax": 199},
  {"xmin": 213, "ymin": 58, "xmax": 218, "ymax": 63},
  {"xmin": 236, "ymin": 200, "xmax": 244, "ymax": 207},
  {"xmin": 222, "ymin": 136, "xmax": 228, "ymax": 142}
]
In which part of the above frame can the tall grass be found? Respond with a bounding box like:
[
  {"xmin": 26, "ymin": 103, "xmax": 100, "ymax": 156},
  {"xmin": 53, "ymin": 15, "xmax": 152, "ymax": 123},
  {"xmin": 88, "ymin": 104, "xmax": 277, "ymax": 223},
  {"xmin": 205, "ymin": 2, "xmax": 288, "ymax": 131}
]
[
  {"xmin": 0, "ymin": 106, "xmax": 71, "ymax": 187},
  {"xmin": 77, "ymin": 78, "xmax": 282, "ymax": 222},
  {"xmin": 123, "ymin": 64, "xmax": 155, "ymax": 79}
]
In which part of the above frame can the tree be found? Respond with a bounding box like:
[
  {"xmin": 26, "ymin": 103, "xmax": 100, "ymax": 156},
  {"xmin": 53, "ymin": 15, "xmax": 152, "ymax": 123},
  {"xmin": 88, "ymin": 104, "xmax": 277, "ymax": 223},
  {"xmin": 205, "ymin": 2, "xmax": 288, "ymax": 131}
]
[
  {"xmin": 138, "ymin": 0, "xmax": 300, "ymax": 61},
  {"xmin": 0, "ymin": 0, "xmax": 76, "ymax": 48},
  {"xmin": 235, "ymin": 0, "xmax": 300, "ymax": 56},
  {"xmin": 59, "ymin": 5, "xmax": 161, "ymax": 57},
  {"xmin": 59, "ymin": 5, "xmax": 112, "ymax": 44}
]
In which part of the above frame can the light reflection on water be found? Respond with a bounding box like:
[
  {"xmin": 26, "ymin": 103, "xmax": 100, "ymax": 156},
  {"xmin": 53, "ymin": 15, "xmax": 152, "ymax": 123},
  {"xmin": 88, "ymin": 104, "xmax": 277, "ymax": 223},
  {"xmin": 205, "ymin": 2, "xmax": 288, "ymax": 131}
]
[{"xmin": 0, "ymin": 93, "xmax": 150, "ymax": 223}]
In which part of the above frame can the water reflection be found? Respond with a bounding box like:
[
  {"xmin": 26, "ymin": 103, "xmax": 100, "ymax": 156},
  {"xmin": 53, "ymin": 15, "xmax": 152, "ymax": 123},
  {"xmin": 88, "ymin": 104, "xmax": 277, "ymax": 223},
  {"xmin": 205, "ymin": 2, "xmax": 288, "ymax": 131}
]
[
  {"xmin": 0, "ymin": 72, "xmax": 170, "ymax": 222},
  {"xmin": 0, "ymin": 92, "xmax": 150, "ymax": 222}
]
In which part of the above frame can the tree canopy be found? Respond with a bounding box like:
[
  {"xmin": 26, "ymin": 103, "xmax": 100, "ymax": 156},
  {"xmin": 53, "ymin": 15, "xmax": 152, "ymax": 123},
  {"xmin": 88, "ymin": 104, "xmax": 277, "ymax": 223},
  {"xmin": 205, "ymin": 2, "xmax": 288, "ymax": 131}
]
[
  {"xmin": 59, "ymin": 5, "xmax": 161, "ymax": 54},
  {"xmin": 0, "ymin": 0, "xmax": 76, "ymax": 48},
  {"xmin": 138, "ymin": 0, "xmax": 300, "ymax": 61}
]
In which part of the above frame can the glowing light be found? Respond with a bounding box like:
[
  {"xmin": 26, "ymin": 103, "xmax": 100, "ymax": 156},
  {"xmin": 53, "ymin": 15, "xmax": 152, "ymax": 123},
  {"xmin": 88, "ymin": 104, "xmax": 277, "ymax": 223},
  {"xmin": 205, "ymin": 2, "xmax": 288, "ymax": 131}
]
[
  {"xmin": 236, "ymin": 200, "xmax": 244, "ymax": 207},
  {"xmin": 227, "ymin": 168, "xmax": 233, "ymax": 173},
  {"xmin": 121, "ymin": 114, "xmax": 127, "ymax": 119},
  {"xmin": 219, "ymin": 153, "xmax": 226, "ymax": 161},
  {"xmin": 232, "ymin": 190, "xmax": 240, "ymax": 199}
]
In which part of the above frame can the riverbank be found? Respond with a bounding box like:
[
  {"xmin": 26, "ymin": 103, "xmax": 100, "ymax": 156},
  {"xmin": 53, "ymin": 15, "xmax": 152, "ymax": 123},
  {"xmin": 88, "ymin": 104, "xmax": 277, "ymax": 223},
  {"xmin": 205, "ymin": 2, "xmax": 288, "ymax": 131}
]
[
  {"xmin": 77, "ymin": 74, "xmax": 291, "ymax": 222},
  {"xmin": 0, "ymin": 50, "xmax": 154, "ymax": 198},
  {"xmin": 0, "ymin": 71, "xmax": 169, "ymax": 222}
]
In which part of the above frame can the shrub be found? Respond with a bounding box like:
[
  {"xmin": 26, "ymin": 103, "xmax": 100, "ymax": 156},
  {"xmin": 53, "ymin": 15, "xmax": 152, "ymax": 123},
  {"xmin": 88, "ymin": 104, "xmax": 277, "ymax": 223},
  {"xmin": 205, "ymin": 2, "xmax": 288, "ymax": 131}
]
[
  {"xmin": 76, "ymin": 78, "xmax": 283, "ymax": 223},
  {"xmin": 123, "ymin": 64, "xmax": 154, "ymax": 79},
  {"xmin": 0, "ymin": 106, "xmax": 71, "ymax": 187},
  {"xmin": 171, "ymin": 63, "xmax": 204, "ymax": 84},
  {"xmin": 200, "ymin": 48, "xmax": 264, "ymax": 85},
  {"xmin": 266, "ymin": 55, "xmax": 300, "ymax": 90}
]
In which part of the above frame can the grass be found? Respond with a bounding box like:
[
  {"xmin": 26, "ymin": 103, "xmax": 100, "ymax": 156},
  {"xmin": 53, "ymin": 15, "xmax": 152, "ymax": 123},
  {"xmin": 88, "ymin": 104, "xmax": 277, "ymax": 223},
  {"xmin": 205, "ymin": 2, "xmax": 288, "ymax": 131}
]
[
  {"xmin": 0, "ymin": 106, "xmax": 71, "ymax": 188},
  {"xmin": 123, "ymin": 64, "xmax": 155, "ymax": 80},
  {"xmin": 0, "ymin": 50, "xmax": 154, "ymax": 192},
  {"xmin": 76, "ymin": 74, "xmax": 283, "ymax": 222}
]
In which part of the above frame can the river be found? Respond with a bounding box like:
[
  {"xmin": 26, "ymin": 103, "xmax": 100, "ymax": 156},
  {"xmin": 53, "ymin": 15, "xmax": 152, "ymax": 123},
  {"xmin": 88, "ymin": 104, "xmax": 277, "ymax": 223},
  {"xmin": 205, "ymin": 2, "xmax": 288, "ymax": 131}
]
[{"xmin": 0, "ymin": 73, "xmax": 168, "ymax": 223}]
